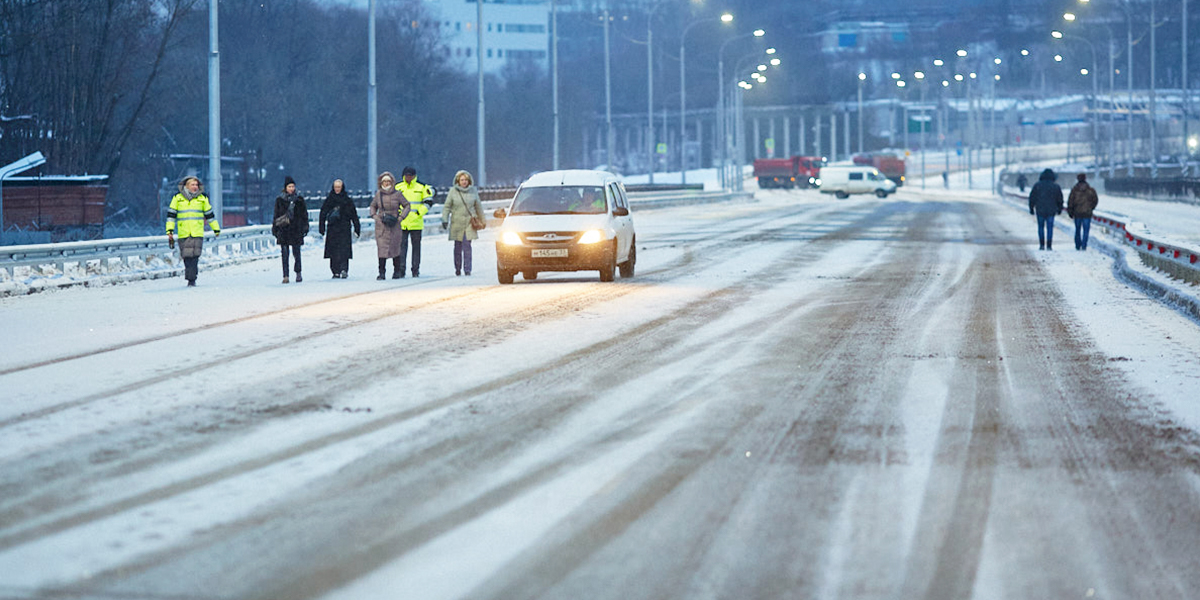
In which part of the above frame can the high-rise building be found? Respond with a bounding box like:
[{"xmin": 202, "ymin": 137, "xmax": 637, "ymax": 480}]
[{"xmin": 424, "ymin": 0, "xmax": 550, "ymax": 74}]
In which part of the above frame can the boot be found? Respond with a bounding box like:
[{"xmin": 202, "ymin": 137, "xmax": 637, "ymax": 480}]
[
  {"xmin": 295, "ymin": 273, "xmax": 302, "ymax": 283},
  {"xmin": 282, "ymin": 276, "xmax": 290, "ymax": 284}
]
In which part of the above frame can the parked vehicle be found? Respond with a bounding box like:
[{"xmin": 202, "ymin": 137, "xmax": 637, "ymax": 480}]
[
  {"xmin": 754, "ymin": 157, "xmax": 800, "ymax": 189},
  {"xmin": 493, "ymin": 170, "xmax": 635, "ymax": 284},
  {"xmin": 753, "ymin": 155, "xmax": 827, "ymax": 189},
  {"xmin": 817, "ymin": 165, "xmax": 898, "ymax": 199},
  {"xmin": 796, "ymin": 156, "xmax": 826, "ymax": 187},
  {"xmin": 852, "ymin": 153, "xmax": 906, "ymax": 186}
]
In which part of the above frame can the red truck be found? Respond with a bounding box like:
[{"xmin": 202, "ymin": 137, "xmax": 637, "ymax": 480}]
[
  {"xmin": 853, "ymin": 153, "xmax": 906, "ymax": 186},
  {"xmin": 753, "ymin": 156, "xmax": 826, "ymax": 189}
]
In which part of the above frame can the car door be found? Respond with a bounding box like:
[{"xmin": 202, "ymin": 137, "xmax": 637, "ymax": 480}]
[
  {"xmin": 848, "ymin": 171, "xmax": 867, "ymax": 194},
  {"xmin": 609, "ymin": 182, "xmax": 633, "ymax": 262}
]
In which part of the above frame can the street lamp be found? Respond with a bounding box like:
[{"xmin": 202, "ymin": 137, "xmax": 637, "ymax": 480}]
[
  {"xmin": 717, "ymin": 28, "xmax": 765, "ymax": 189},
  {"xmin": 680, "ymin": 12, "xmax": 733, "ymax": 185},
  {"xmin": 857, "ymin": 72, "xmax": 866, "ymax": 154},
  {"xmin": 1052, "ymin": 29, "xmax": 1100, "ymax": 181},
  {"xmin": 646, "ymin": 0, "xmax": 670, "ymax": 184}
]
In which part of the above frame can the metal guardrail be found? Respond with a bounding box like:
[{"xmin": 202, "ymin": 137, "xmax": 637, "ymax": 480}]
[{"xmin": 1, "ymin": 190, "xmax": 750, "ymax": 285}]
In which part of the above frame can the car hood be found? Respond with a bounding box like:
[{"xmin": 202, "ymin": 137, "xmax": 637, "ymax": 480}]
[{"xmin": 501, "ymin": 213, "xmax": 614, "ymax": 232}]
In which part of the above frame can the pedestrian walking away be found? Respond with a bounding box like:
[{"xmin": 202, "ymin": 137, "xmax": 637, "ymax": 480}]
[
  {"xmin": 165, "ymin": 176, "xmax": 220, "ymax": 287},
  {"xmin": 1017, "ymin": 173, "xmax": 1029, "ymax": 192},
  {"xmin": 441, "ymin": 169, "xmax": 485, "ymax": 276},
  {"xmin": 1028, "ymin": 168, "xmax": 1064, "ymax": 251},
  {"xmin": 1067, "ymin": 173, "xmax": 1099, "ymax": 251},
  {"xmin": 319, "ymin": 178, "xmax": 361, "ymax": 278},
  {"xmin": 369, "ymin": 171, "xmax": 411, "ymax": 280},
  {"xmin": 273, "ymin": 176, "xmax": 309, "ymax": 283},
  {"xmin": 397, "ymin": 166, "xmax": 435, "ymax": 277}
]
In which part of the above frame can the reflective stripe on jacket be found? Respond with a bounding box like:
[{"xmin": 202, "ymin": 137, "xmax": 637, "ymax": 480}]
[
  {"xmin": 398, "ymin": 180, "xmax": 434, "ymax": 230},
  {"xmin": 166, "ymin": 194, "xmax": 220, "ymax": 238}
]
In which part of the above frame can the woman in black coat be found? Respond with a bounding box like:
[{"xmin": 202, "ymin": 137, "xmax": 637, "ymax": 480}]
[
  {"xmin": 319, "ymin": 179, "xmax": 361, "ymax": 278},
  {"xmin": 273, "ymin": 175, "xmax": 310, "ymax": 283}
]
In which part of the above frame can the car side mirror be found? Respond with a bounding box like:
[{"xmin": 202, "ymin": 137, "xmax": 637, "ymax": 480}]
[
  {"xmin": 612, "ymin": 206, "xmax": 629, "ymax": 217},
  {"xmin": 493, "ymin": 208, "xmax": 506, "ymax": 219}
]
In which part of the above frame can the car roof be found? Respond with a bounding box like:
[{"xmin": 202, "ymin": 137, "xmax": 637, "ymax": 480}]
[{"xmin": 521, "ymin": 169, "xmax": 618, "ymax": 188}]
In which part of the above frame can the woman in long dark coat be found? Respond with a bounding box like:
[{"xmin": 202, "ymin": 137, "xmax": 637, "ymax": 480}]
[
  {"xmin": 319, "ymin": 179, "xmax": 361, "ymax": 278},
  {"xmin": 273, "ymin": 176, "xmax": 309, "ymax": 283}
]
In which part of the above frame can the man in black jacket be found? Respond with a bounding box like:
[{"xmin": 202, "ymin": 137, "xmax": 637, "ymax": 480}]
[{"xmin": 1028, "ymin": 168, "xmax": 1064, "ymax": 251}]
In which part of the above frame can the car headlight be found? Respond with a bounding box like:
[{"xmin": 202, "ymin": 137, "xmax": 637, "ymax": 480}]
[
  {"xmin": 501, "ymin": 231, "xmax": 523, "ymax": 245},
  {"xmin": 577, "ymin": 229, "xmax": 603, "ymax": 244}
]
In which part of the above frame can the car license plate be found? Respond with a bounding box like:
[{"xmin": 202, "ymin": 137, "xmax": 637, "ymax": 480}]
[{"xmin": 531, "ymin": 248, "xmax": 568, "ymax": 258}]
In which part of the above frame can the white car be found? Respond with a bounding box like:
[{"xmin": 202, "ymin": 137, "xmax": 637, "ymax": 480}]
[
  {"xmin": 817, "ymin": 165, "xmax": 898, "ymax": 199},
  {"xmin": 493, "ymin": 170, "xmax": 636, "ymax": 284}
]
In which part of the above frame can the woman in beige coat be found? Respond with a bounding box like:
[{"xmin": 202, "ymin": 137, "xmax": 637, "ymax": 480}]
[
  {"xmin": 369, "ymin": 171, "xmax": 410, "ymax": 280},
  {"xmin": 440, "ymin": 170, "xmax": 485, "ymax": 276}
]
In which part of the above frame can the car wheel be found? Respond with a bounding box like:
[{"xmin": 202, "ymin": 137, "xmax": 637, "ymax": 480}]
[
  {"xmin": 498, "ymin": 269, "xmax": 515, "ymax": 284},
  {"xmin": 875, "ymin": 189, "xmax": 889, "ymax": 198},
  {"xmin": 523, "ymin": 270, "xmax": 538, "ymax": 280},
  {"xmin": 599, "ymin": 242, "xmax": 616, "ymax": 282},
  {"xmin": 619, "ymin": 238, "xmax": 636, "ymax": 279},
  {"xmin": 836, "ymin": 191, "xmax": 849, "ymax": 199}
]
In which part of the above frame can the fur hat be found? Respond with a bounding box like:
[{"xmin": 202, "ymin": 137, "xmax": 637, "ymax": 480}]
[
  {"xmin": 378, "ymin": 171, "xmax": 396, "ymax": 188},
  {"xmin": 454, "ymin": 170, "xmax": 474, "ymax": 187},
  {"xmin": 283, "ymin": 175, "xmax": 296, "ymax": 190},
  {"xmin": 177, "ymin": 176, "xmax": 204, "ymax": 194}
]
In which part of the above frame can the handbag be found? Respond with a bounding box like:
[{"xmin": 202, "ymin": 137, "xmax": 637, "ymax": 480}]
[
  {"xmin": 381, "ymin": 213, "xmax": 399, "ymax": 227},
  {"xmin": 464, "ymin": 195, "xmax": 485, "ymax": 230},
  {"xmin": 274, "ymin": 199, "xmax": 294, "ymax": 228}
]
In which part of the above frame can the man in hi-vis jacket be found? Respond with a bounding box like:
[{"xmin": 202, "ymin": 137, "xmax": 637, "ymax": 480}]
[{"xmin": 166, "ymin": 176, "xmax": 220, "ymax": 286}]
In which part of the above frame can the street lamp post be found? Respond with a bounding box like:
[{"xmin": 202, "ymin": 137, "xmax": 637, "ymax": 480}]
[
  {"xmin": 646, "ymin": 0, "xmax": 670, "ymax": 184},
  {"xmin": 681, "ymin": 13, "xmax": 733, "ymax": 186},
  {"xmin": 717, "ymin": 29, "xmax": 765, "ymax": 189},
  {"xmin": 1053, "ymin": 29, "xmax": 1100, "ymax": 180},
  {"xmin": 915, "ymin": 71, "xmax": 927, "ymax": 189},
  {"xmin": 552, "ymin": 0, "xmax": 559, "ymax": 170},
  {"xmin": 208, "ymin": 0, "xmax": 222, "ymax": 225},
  {"xmin": 477, "ymin": 0, "xmax": 486, "ymax": 186},
  {"xmin": 858, "ymin": 72, "xmax": 866, "ymax": 154}
]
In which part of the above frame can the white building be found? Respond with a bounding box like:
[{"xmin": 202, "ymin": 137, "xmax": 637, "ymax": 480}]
[{"xmin": 425, "ymin": 0, "xmax": 551, "ymax": 74}]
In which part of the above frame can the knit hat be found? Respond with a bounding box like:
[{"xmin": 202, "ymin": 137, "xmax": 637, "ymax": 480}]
[
  {"xmin": 402, "ymin": 166, "xmax": 417, "ymax": 177},
  {"xmin": 283, "ymin": 175, "xmax": 296, "ymax": 190}
]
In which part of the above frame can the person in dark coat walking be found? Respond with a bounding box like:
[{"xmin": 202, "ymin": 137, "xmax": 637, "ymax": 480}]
[
  {"xmin": 1067, "ymin": 173, "xmax": 1100, "ymax": 251},
  {"xmin": 1028, "ymin": 168, "xmax": 1064, "ymax": 250},
  {"xmin": 273, "ymin": 176, "xmax": 310, "ymax": 283},
  {"xmin": 319, "ymin": 179, "xmax": 361, "ymax": 278},
  {"xmin": 1017, "ymin": 173, "xmax": 1029, "ymax": 192}
]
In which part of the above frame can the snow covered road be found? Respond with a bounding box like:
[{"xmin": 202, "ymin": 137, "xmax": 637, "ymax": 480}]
[{"xmin": 1, "ymin": 188, "xmax": 1199, "ymax": 599}]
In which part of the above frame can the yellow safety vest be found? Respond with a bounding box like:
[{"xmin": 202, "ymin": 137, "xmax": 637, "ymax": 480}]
[
  {"xmin": 398, "ymin": 180, "xmax": 434, "ymax": 230},
  {"xmin": 166, "ymin": 193, "xmax": 220, "ymax": 238}
]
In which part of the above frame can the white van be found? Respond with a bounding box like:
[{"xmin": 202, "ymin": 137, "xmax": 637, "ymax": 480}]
[
  {"xmin": 493, "ymin": 170, "xmax": 636, "ymax": 284},
  {"xmin": 817, "ymin": 165, "xmax": 898, "ymax": 199}
]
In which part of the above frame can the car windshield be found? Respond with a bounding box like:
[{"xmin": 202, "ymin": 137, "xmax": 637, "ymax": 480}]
[{"xmin": 510, "ymin": 185, "xmax": 607, "ymax": 215}]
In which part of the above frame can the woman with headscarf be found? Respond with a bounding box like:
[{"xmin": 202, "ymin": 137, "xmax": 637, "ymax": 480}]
[
  {"xmin": 368, "ymin": 171, "xmax": 411, "ymax": 280},
  {"xmin": 319, "ymin": 179, "xmax": 361, "ymax": 278},
  {"xmin": 272, "ymin": 175, "xmax": 309, "ymax": 283},
  {"xmin": 440, "ymin": 170, "xmax": 485, "ymax": 276}
]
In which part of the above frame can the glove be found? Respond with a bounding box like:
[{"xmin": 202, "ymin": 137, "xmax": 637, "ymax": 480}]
[
  {"xmin": 214, "ymin": 230, "xmax": 220, "ymax": 237},
  {"xmin": 167, "ymin": 233, "xmax": 175, "ymax": 249},
  {"xmin": 441, "ymin": 222, "xmax": 448, "ymax": 232},
  {"xmin": 319, "ymin": 227, "xmax": 326, "ymax": 236},
  {"xmin": 424, "ymin": 199, "xmax": 434, "ymax": 208}
]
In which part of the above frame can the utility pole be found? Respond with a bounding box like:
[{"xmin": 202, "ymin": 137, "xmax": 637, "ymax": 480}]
[
  {"xmin": 477, "ymin": 0, "xmax": 487, "ymax": 186},
  {"xmin": 208, "ymin": 0, "xmax": 222, "ymax": 224},
  {"xmin": 368, "ymin": 0, "xmax": 377, "ymax": 190}
]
